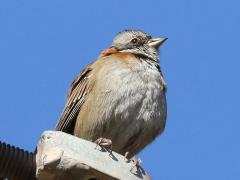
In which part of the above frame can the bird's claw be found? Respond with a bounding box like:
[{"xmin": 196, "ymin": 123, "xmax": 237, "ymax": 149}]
[
  {"xmin": 94, "ymin": 137, "xmax": 113, "ymax": 155},
  {"xmin": 130, "ymin": 156, "xmax": 142, "ymax": 172}
]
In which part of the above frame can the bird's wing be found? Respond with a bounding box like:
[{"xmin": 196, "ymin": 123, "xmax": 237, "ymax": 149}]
[
  {"xmin": 55, "ymin": 64, "xmax": 94, "ymax": 133},
  {"xmin": 55, "ymin": 47, "xmax": 119, "ymax": 133}
]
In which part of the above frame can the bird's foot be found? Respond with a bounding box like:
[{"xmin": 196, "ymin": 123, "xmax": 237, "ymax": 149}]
[
  {"xmin": 124, "ymin": 152, "xmax": 142, "ymax": 171},
  {"xmin": 130, "ymin": 156, "xmax": 142, "ymax": 172},
  {"xmin": 94, "ymin": 137, "xmax": 113, "ymax": 155}
]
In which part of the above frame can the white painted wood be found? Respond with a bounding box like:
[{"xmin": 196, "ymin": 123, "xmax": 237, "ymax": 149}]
[{"xmin": 36, "ymin": 131, "xmax": 151, "ymax": 180}]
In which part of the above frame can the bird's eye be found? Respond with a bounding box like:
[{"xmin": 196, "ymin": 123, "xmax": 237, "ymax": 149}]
[{"xmin": 131, "ymin": 38, "xmax": 138, "ymax": 44}]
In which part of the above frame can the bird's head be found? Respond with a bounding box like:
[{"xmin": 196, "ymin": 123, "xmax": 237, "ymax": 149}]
[{"xmin": 111, "ymin": 30, "xmax": 167, "ymax": 62}]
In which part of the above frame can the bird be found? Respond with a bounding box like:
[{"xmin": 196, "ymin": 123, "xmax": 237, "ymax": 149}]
[{"xmin": 55, "ymin": 30, "xmax": 167, "ymax": 158}]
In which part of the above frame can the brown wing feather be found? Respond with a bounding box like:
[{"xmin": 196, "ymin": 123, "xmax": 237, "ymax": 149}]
[
  {"xmin": 55, "ymin": 66, "xmax": 93, "ymax": 133},
  {"xmin": 55, "ymin": 48, "xmax": 119, "ymax": 133}
]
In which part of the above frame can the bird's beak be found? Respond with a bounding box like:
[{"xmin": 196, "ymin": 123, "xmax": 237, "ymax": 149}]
[{"xmin": 148, "ymin": 37, "xmax": 168, "ymax": 49}]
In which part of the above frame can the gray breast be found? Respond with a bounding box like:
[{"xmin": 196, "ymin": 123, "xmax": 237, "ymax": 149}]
[{"xmin": 96, "ymin": 59, "xmax": 167, "ymax": 156}]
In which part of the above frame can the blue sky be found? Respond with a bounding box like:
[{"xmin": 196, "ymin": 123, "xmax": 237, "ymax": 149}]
[{"xmin": 0, "ymin": 0, "xmax": 239, "ymax": 179}]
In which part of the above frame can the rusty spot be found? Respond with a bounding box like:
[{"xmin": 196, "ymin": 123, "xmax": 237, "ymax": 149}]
[
  {"xmin": 99, "ymin": 47, "xmax": 118, "ymax": 57},
  {"xmin": 114, "ymin": 52, "xmax": 136, "ymax": 64},
  {"xmin": 99, "ymin": 47, "xmax": 137, "ymax": 64}
]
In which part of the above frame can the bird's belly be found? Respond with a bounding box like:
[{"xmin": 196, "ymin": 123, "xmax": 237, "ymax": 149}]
[
  {"xmin": 75, "ymin": 61, "xmax": 167, "ymax": 156},
  {"xmin": 96, "ymin": 66, "xmax": 166, "ymax": 155}
]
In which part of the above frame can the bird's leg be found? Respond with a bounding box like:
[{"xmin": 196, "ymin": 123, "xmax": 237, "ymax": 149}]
[
  {"xmin": 124, "ymin": 152, "xmax": 129, "ymax": 161},
  {"xmin": 94, "ymin": 137, "xmax": 113, "ymax": 154}
]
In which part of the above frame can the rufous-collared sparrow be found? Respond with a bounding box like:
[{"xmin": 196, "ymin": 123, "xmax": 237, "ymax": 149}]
[{"xmin": 55, "ymin": 30, "xmax": 167, "ymax": 158}]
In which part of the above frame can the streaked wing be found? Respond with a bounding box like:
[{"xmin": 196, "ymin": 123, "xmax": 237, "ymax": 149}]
[{"xmin": 55, "ymin": 66, "xmax": 93, "ymax": 133}]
